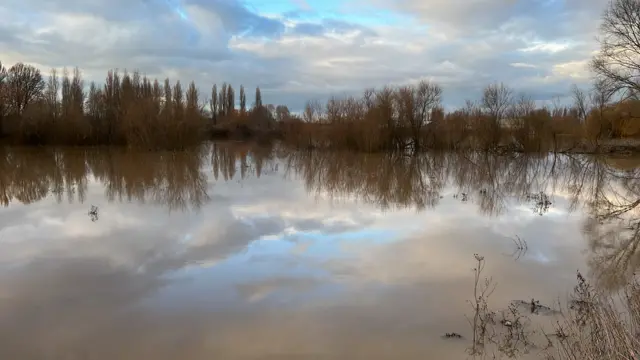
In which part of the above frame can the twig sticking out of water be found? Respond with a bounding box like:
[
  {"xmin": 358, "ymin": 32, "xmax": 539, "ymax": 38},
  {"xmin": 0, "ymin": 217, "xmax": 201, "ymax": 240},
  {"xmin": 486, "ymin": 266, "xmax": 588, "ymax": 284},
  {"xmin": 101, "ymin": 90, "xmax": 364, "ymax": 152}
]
[
  {"xmin": 465, "ymin": 255, "xmax": 546, "ymax": 359},
  {"xmin": 466, "ymin": 254, "xmax": 497, "ymax": 356},
  {"xmin": 509, "ymin": 236, "xmax": 528, "ymax": 261}
]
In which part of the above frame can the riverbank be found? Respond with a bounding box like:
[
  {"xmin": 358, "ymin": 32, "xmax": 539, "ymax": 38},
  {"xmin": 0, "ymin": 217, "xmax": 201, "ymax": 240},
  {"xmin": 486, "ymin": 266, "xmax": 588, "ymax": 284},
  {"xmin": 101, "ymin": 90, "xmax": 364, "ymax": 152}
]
[{"xmin": 3, "ymin": 127, "xmax": 640, "ymax": 156}]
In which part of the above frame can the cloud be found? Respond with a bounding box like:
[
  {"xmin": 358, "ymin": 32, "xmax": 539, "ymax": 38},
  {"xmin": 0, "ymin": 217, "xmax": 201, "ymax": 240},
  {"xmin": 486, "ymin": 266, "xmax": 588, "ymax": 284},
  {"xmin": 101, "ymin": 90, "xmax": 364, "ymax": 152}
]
[
  {"xmin": 0, "ymin": 0, "xmax": 606, "ymax": 110},
  {"xmin": 510, "ymin": 63, "xmax": 538, "ymax": 69},
  {"xmin": 184, "ymin": 0, "xmax": 286, "ymax": 38}
]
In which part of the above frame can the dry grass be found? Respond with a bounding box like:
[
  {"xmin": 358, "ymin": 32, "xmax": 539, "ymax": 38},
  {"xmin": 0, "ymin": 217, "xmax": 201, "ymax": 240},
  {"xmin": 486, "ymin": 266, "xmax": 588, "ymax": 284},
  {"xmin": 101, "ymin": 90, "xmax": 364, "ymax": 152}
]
[
  {"xmin": 544, "ymin": 273, "xmax": 640, "ymax": 360},
  {"xmin": 466, "ymin": 254, "xmax": 539, "ymax": 359},
  {"xmin": 466, "ymin": 254, "xmax": 640, "ymax": 360}
]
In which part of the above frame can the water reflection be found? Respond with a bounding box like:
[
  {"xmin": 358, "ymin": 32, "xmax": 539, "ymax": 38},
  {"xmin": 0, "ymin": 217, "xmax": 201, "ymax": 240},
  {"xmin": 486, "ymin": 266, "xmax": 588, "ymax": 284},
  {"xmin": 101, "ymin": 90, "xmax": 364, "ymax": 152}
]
[
  {"xmin": 1, "ymin": 145, "xmax": 640, "ymax": 287},
  {"xmin": 2, "ymin": 145, "xmax": 640, "ymax": 286},
  {"xmin": 0, "ymin": 143, "xmax": 639, "ymax": 359},
  {"xmin": 286, "ymin": 151, "xmax": 572, "ymax": 215},
  {"xmin": 0, "ymin": 146, "xmax": 211, "ymax": 211},
  {"xmin": 285, "ymin": 151, "xmax": 640, "ymax": 291},
  {"xmin": 579, "ymin": 157, "xmax": 640, "ymax": 290}
]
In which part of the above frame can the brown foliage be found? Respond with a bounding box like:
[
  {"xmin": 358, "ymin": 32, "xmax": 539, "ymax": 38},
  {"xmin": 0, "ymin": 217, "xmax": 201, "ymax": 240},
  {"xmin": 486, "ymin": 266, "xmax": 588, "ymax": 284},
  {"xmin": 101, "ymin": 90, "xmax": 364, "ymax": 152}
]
[
  {"xmin": 0, "ymin": 63, "xmax": 208, "ymax": 149},
  {"xmin": 0, "ymin": 61, "xmax": 284, "ymax": 148},
  {"xmin": 280, "ymin": 82, "xmax": 595, "ymax": 153}
]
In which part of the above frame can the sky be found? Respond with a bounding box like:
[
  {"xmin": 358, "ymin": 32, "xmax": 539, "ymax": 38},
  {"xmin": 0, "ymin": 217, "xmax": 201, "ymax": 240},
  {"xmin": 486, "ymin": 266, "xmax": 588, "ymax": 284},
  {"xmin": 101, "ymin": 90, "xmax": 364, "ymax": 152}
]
[{"xmin": 0, "ymin": 0, "xmax": 605, "ymax": 110}]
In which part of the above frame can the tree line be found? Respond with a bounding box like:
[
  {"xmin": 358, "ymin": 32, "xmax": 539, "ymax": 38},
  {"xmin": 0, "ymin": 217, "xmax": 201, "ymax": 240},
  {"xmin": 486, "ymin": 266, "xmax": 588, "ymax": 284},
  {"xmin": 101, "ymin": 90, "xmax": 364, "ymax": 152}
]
[
  {"xmin": 0, "ymin": 1, "xmax": 639, "ymax": 152},
  {"xmin": 0, "ymin": 59, "xmax": 635, "ymax": 152},
  {"xmin": 0, "ymin": 63, "xmax": 286, "ymax": 149}
]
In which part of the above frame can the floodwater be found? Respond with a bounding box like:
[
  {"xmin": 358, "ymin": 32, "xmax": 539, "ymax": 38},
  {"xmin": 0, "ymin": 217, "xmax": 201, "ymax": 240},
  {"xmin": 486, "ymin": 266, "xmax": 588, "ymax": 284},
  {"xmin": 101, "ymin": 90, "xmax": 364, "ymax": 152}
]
[{"xmin": 0, "ymin": 142, "xmax": 638, "ymax": 359}]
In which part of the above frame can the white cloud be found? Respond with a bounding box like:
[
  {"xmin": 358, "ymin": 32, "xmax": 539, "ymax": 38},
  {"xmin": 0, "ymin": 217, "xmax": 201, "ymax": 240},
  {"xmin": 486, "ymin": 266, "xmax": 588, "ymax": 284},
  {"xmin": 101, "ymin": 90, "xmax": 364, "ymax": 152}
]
[
  {"xmin": 520, "ymin": 41, "xmax": 572, "ymax": 54},
  {"xmin": 510, "ymin": 62, "xmax": 538, "ymax": 68},
  {"xmin": 0, "ymin": 0, "xmax": 606, "ymax": 109},
  {"xmin": 552, "ymin": 60, "xmax": 591, "ymax": 80}
]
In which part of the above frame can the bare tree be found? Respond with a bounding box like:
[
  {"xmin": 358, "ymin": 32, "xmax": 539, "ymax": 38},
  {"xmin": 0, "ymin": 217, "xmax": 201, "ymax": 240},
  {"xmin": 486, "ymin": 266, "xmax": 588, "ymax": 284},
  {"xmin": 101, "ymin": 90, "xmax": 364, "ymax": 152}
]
[
  {"xmin": 550, "ymin": 95, "xmax": 564, "ymax": 117},
  {"xmin": 254, "ymin": 86, "xmax": 262, "ymax": 109},
  {"xmin": 395, "ymin": 86, "xmax": 415, "ymax": 148},
  {"xmin": 464, "ymin": 99, "xmax": 479, "ymax": 115},
  {"xmin": 592, "ymin": 79, "xmax": 615, "ymax": 114},
  {"xmin": 210, "ymin": 84, "xmax": 218, "ymax": 124},
  {"xmin": 71, "ymin": 67, "xmax": 84, "ymax": 114},
  {"xmin": 303, "ymin": 100, "xmax": 322, "ymax": 123},
  {"xmin": 186, "ymin": 81, "xmax": 199, "ymax": 115},
  {"xmin": 510, "ymin": 93, "xmax": 536, "ymax": 119},
  {"xmin": 0, "ymin": 61, "xmax": 6, "ymax": 91},
  {"xmin": 163, "ymin": 78, "xmax": 173, "ymax": 121},
  {"xmin": 44, "ymin": 69, "xmax": 60, "ymax": 123},
  {"xmin": 482, "ymin": 82, "xmax": 513, "ymax": 121},
  {"xmin": 571, "ymin": 84, "xmax": 591, "ymax": 124},
  {"xmin": 0, "ymin": 61, "xmax": 7, "ymax": 135},
  {"xmin": 265, "ymin": 104, "xmax": 276, "ymax": 122},
  {"xmin": 587, "ymin": 79, "xmax": 616, "ymax": 145},
  {"xmin": 219, "ymin": 82, "xmax": 227, "ymax": 117},
  {"xmin": 592, "ymin": 0, "xmax": 640, "ymax": 96},
  {"xmin": 5, "ymin": 63, "xmax": 44, "ymax": 116},
  {"xmin": 275, "ymin": 105, "xmax": 290, "ymax": 122},
  {"xmin": 173, "ymin": 80, "xmax": 184, "ymax": 123},
  {"xmin": 412, "ymin": 80, "xmax": 442, "ymax": 149},
  {"xmin": 375, "ymin": 86, "xmax": 396, "ymax": 148},
  {"xmin": 86, "ymin": 81, "xmax": 102, "ymax": 120},
  {"xmin": 60, "ymin": 67, "xmax": 83, "ymax": 119},
  {"xmin": 239, "ymin": 85, "xmax": 246, "ymax": 114},
  {"xmin": 226, "ymin": 84, "xmax": 234, "ymax": 117},
  {"xmin": 481, "ymin": 83, "xmax": 512, "ymax": 148},
  {"xmin": 363, "ymin": 87, "xmax": 375, "ymax": 111},
  {"xmin": 61, "ymin": 67, "xmax": 72, "ymax": 118}
]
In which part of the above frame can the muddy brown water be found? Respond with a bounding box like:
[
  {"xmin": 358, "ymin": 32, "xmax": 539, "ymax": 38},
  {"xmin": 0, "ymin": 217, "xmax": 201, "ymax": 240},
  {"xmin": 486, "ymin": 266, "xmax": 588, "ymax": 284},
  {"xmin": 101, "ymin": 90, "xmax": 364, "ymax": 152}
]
[{"xmin": 0, "ymin": 142, "xmax": 637, "ymax": 359}]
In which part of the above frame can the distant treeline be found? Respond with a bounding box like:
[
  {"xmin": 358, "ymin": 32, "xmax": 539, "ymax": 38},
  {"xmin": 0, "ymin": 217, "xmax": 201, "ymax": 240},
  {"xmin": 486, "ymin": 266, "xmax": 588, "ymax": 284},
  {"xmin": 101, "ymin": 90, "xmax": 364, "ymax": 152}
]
[
  {"xmin": 0, "ymin": 60, "xmax": 638, "ymax": 152},
  {"xmin": 283, "ymin": 78, "xmax": 640, "ymax": 153},
  {"xmin": 0, "ymin": 61, "xmax": 283, "ymax": 149}
]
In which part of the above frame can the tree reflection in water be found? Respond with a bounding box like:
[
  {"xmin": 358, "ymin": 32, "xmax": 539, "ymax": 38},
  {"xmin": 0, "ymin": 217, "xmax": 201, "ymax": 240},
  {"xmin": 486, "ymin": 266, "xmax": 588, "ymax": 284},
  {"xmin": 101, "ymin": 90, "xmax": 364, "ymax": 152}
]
[{"xmin": 0, "ymin": 144, "xmax": 639, "ymax": 290}]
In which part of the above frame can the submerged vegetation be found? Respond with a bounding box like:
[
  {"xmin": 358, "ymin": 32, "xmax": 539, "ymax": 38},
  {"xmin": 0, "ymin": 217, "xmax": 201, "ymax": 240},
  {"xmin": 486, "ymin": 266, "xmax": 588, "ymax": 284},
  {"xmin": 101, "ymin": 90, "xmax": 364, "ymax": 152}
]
[
  {"xmin": 0, "ymin": 1, "xmax": 639, "ymax": 152},
  {"xmin": 466, "ymin": 254, "xmax": 640, "ymax": 360}
]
